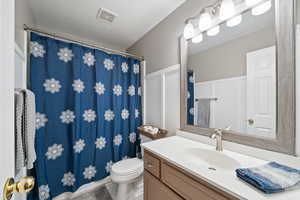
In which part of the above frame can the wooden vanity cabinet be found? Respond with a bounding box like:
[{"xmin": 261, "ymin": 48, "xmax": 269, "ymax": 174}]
[
  {"xmin": 144, "ymin": 171, "xmax": 184, "ymax": 200},
  {"xmin": 144, "ymin": 150, "xmax": 239, "ymax": 200}
]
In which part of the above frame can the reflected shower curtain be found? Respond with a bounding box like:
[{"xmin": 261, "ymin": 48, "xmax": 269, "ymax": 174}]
[
  {"xmin": 29, "ymin": 33, "xmax": 142, "ymax": 199},
  {"xmin": 187, "ymin": 71, "xmax": 194, "ymax": 125}
]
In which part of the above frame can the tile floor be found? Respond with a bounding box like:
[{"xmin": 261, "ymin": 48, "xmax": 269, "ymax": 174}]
[{"xmin": 73, "ymin": 186, "xmax": 112, "ymax": 200}]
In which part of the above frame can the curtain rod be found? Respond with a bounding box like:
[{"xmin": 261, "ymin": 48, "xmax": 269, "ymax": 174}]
[{"xmin": 23, "ymin": 25, "xmax": 144, "ymax": 61}]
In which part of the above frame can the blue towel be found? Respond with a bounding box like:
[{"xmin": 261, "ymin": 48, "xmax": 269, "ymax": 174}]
[{"xmin": 236, "ymin": 162, "xmax": 300, "ymax": 194}]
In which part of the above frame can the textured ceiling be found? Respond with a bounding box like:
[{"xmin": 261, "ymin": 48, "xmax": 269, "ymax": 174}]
[{"xmin": 29, "ymin": 0, "xmax": 186, "ymax": 50}]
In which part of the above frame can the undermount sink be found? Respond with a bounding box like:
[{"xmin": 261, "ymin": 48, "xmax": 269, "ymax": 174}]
[{"xmin": 184, "ymin": 148, "xmax": 241, "ymax": 170}]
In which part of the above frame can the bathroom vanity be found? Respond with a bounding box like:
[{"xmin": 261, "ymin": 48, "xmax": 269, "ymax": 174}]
[
  {"xmin": 143, "ymin": 150, "xmax": 238, "ymax": 200},
  {"xmin": 141, "ymin": 0, "xmax": 299, "ymax": 199},
  {"xmin": 142, "ymin": 136, "xmax": 300, "ymax": 200}
]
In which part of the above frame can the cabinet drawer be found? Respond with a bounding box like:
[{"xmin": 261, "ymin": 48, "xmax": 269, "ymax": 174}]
[
  {"xmin": 144, "ymin": 171, "xmax": 183, "ymax": 200},
  {"xmin": 161, "ymin": 162, "xmax": 234, "ymax": 200},
  {"xmin": 144, "ymin": 150, "xmax": 161, "ymax": 178}
]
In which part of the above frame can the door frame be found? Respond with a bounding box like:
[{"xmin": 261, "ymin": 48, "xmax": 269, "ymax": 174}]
[{"xmin": 0, "ymin": 0, "xmax": 15, "ymax": 197}]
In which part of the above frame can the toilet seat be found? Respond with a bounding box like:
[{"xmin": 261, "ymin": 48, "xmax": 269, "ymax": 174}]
[{"xmin": 111, "ymin": 158, "xmax": 144, "ymax": 183}]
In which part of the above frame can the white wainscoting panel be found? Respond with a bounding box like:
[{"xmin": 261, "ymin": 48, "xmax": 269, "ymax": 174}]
[
  {"xmin": 144, "ymin": 65, "xmax": 180, "ymax": 135},
  {"xmin": 194, "ymin": 76, "xmax": 246, "ymax": 133},
  {"xmin": 145, "ymin": 74, "xmax": 162, "ymax": 127},
  {"xmin": 165, "ymin": 69, "xmax": 180, "ymax": 135}
]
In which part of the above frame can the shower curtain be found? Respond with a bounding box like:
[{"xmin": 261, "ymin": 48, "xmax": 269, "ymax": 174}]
[
  {"xmin": 29, "ymin": 32, "xmax": 142, "ymax": 199},
  {"xmin": 187, "ymin": 71, "xmax": 194, "ymax": 125}
]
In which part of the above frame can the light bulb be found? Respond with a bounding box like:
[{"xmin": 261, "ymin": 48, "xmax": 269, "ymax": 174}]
[
  {"xmin": 192, "ymin": 34, "xmax": 203, "ymax": 43},
  {"xmin": 199, "ymin": 12, "xmax": 212, "ymax": 31},
  {"xmin": 207, "ymin": 26, "xmax": 220, "ymax": 36},
  {"xmin": 219, "ymin": 0, "xmax": 235, "ymax": 20},
  {"xmin": 226, "ymin": 15, "xmax": 242, "ymax": 27},
  {"xmin": 183, "ymin": 23, "xmax": 195, "ymax": 39},
  {"xmin": 252, "ymin": 0, "xmax": 272, "ymax": 16},
  {"xmin": 245, "ymin": 0, "xmax": 263, "ymax": 6}
]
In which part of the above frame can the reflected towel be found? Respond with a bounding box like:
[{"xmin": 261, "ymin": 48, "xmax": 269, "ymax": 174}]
[
  {"xmin": 196, "ymin": 99, "xmax": 210, "ymax": 128},
  {"xmin": 236, "ymin": 162, "xmax": 300, "ymax": 194}
]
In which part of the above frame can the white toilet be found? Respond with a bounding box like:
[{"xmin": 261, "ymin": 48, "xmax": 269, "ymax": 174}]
[
  {"xmin": 107, "ymin": 135, "xmax": 152, "ymax": 200},
  {"xmin": 110, "ymin": 158, "xmax": 144, "ymax": 200}
]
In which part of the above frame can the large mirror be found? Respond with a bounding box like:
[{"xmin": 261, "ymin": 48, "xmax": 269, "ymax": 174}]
[
  {"xmin": 187, "ymin": 1, "xmax": 276, "ymax": 137},
  {"xmin": 180, "ymin": 0, "xmax": 296, "ymax": 155}
]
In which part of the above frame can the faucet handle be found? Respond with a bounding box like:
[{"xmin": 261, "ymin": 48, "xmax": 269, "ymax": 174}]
[
  {"xmin": 210, "ymin": 133, "xmax": 217, "ymax": 139},
  {"xmin": 213, "ymin": 128, "xmax": 222, "ymax": 136},
  {"xmin": 213, "ymin": 126, "xmax": 231, "ymax": 136},
  {"xmin": 224, "ymin": 125, "xmax": 231, "ymax": 131}
]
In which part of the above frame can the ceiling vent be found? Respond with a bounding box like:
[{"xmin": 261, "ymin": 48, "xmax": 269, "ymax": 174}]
[{"xmin": 97, "ymin": 8, "xmax": 118, "ymax": 23}]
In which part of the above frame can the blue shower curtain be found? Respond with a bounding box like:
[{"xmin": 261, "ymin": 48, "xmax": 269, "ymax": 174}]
[
  {"xmin": 187, "ymin": 71, "xmax": 194, "ymax": 125},
  {"xmin": 29, "ymin": 33, "xmax": 142, "ymax": 199}
]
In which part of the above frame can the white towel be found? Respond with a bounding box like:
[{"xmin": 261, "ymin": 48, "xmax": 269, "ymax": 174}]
[
  {"xmin": 196, "ymin": 99, "xmax": 211, "ymax": 128},
  {"xmin": 15, "ymin": 90, "xmax": 25, "ymax": 173},
  {"xmin": 24, "ymin": 89, "xmax": 36, "ymax": 169},
  {"xmin": 15, "ymin": 89, "xmax": 36, "ymax": 173}
]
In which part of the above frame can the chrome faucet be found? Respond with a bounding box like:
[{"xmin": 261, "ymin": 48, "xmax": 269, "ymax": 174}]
[
  {"xmin": 210, "ymin": 126, "xmax": 231, "ymax": 152},
  {"xmin": 211, "ymin": 129, "xmax": 223, "ymax": 151}
]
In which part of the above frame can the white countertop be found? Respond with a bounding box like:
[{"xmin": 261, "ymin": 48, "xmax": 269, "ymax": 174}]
[{"xmin": 141, "ymin": 136, "xmax": 300, "ymax": 200}]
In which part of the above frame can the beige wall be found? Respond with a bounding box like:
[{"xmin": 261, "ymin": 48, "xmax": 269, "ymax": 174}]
[
  {"xmin": 128, "ymin": 0, "xmax": 299, "ymax": 155},
  {"xmin": 128, "ymin": 0, "xmax": 299, "ymax": 74},
  {"xmin": 188, "ymin": 27, "xmax": 276, "ymax": 83},
  {"xmin": 15, "ymin": 0, "xmax": 36, "ymax": 50},
  {"xmin": 127, "ymin": 0, "xmax": 216, "ymax": 74}
]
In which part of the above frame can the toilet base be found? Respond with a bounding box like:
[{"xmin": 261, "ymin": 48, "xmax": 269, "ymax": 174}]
[{"xmin": 106, "ymin": 177, "xmax": 143, "ymax": 200}]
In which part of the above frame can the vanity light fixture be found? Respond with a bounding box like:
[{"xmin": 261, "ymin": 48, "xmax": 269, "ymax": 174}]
[
  {"xmin": 219, "ymin": 0, "xmax": 235, "ymax": 20},
  {"xmin": 226, "ymin": 14, "xmax": 242, "ymax": 27},
  {"xmin": 183, "ymin": 22, "xmax": 195, "ymax": 39},
  {"xmin": 245, "ymin": 0, "xmax": 263, "ymax": 6},
  {"xmin": 199, "ymin": 10, "xmax": 212, "ymax": 31},
  {"xmin": 251, "ymin": 0, "xmax": 272, "ymax": 16},
  {"xmin": 192, "ymin": 33, "xmax": 203, "ymax": 43},
  {"xmin": 183, "ymin": 0, "xmax": 272, "ymax": 42},
  {"xmin": 207, "ymin": 26, "xmax": 220, "ymax": 36}
]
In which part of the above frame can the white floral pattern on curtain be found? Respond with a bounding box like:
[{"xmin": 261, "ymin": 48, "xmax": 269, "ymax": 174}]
[{"xmin": 29, "ymin": 32, "xmax": 142, "ymax": 199}]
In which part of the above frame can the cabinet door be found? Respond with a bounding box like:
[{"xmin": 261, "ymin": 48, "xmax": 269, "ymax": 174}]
[
  {"xmin": 161, "ymin": 162, "xmax": 235, "ymax": 200},
  {"xmin": 144, "ymin": 171, "xmax": 183, "ymax": 200}
]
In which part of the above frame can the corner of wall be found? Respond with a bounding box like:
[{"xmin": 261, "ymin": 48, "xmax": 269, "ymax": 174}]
[
  {"xmin": 296, "ymin": 24, "xmax": 300, "ymax": 156},
  {"xmin": 15, "ymin": 0, "xmax": 36, "ymax": 51}
]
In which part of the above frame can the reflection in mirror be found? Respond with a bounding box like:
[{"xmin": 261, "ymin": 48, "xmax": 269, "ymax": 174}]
[{"xmin": 186, "ymin": 0, "xmax": 276, "ymax": 138}]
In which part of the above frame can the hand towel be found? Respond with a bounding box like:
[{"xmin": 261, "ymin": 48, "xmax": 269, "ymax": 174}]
[
  {"xmin": 15, "ymin": 89, "xmax": 36, "ymax": 173},
  {"xmin": 196, "ymin": 99, "xmax": 210, "ymax": 128},
  {"xmin": 236, "ymin": 162, "xmax": 300, "ymax": 194},
  {"xmin": 15, "ymin": 90, "xmax": 25, "ymax": 173},
  {"xmin": 24, "ymin": 89, "xmax": 36, "ymax": 169}
]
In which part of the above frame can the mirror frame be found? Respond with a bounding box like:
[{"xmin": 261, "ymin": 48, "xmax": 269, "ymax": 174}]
[{"xmin": 180, "ymin": 0, "xmax": 296, "ymax": 155}]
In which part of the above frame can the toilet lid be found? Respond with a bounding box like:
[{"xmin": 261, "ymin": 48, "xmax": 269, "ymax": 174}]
[{"xmin": 111, "ymin": 158, "xmax": 144, "ymax": 176}]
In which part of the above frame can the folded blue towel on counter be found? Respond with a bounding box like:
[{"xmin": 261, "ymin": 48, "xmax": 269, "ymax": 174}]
[{"xmin": 236, "ymin": 162, "xmax": 300, "ymax": 194}]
